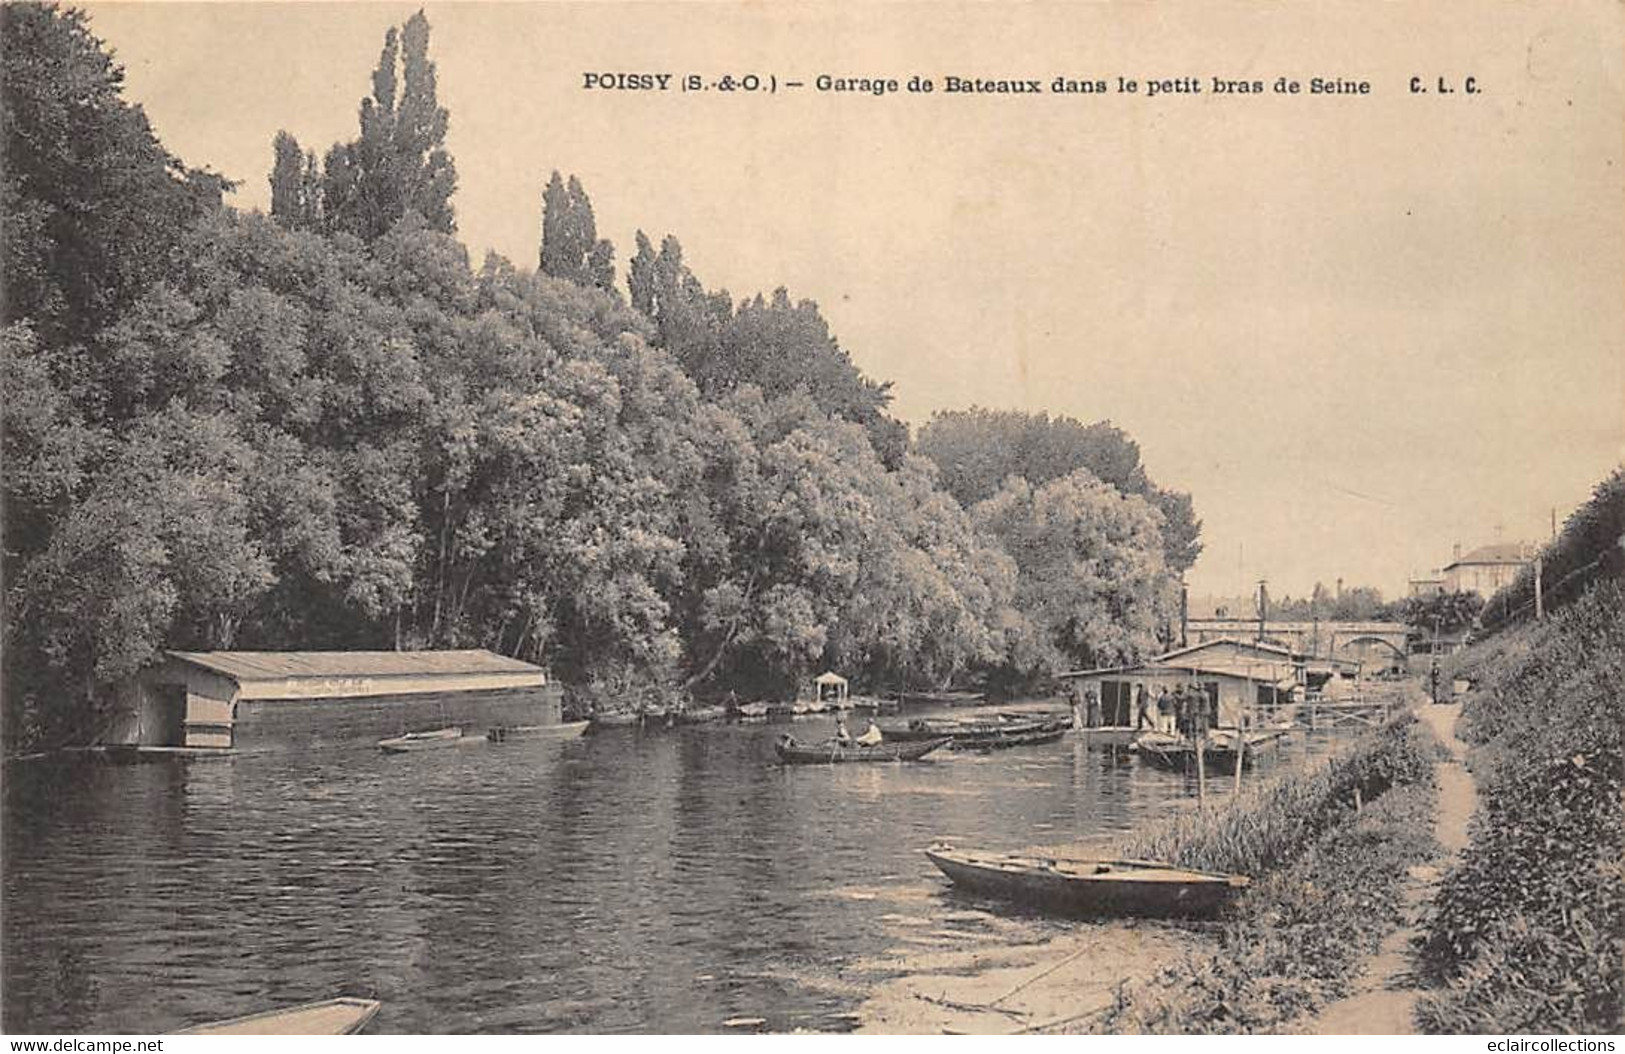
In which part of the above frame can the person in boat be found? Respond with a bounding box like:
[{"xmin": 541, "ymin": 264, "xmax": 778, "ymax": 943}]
[
  {"xmin": 1156, "ymin": 685, "xmax": 1174, "ymax": 733},
  {"xmin": 1134, "ymin": 683, "xmax": 1154, "ymax": 730},
  {"xmin": 832, "ymin": 713, "xmax": 853, "ymax": 747},
  {"xmin": 855, "ymin": 717, "xmax": 884, "ymax": 746}
]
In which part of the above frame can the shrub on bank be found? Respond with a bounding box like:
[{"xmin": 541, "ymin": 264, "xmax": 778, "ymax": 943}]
[
  {"xmin": 1416, "ymin": 581, "xmax": 1624, "ymax": 1033},
  {"xmin": 1123, "ymin": 713, "xmax": 1437, "ymax": 877},
  {"xmin": 1095, "ymin": 775, "xmax": 1440, "ymax": 1034}
]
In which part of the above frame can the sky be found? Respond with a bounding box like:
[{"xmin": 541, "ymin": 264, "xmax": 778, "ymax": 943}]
[{"xmin": 81, "ymin": 1, "xmax": 1625, "ymax": 601}]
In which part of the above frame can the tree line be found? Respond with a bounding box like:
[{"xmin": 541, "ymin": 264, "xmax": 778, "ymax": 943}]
[{"xmin": 1, "ymin": 5, "xmax": 1200, "ymax": 746}]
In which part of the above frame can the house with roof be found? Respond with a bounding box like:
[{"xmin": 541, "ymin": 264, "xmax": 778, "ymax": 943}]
[
  {"xmin": 1441, "ymin": 542, "xmax": 1533, "ymax": 596},
  {"xmin": 106, "ymin": 650, "xmax": 560, "ymax": 752},
  {"xmin": 1057, "ymin": 638, "xmax": 1301, "ymax": 728}
]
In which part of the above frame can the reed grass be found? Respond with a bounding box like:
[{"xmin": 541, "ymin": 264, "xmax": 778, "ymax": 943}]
[{"xmin": 1121, "ymin": 712, "xmax": 1437, "ymax": 877}]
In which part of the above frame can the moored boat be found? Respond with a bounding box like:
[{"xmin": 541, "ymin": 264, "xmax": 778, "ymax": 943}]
[
  {"xmin": 589, "ymin": 710, "xmax": 642, "ymax": 728},
  {"xmin": 174, "ymin": 996, "xmax": 382, "ymax": 1035},
  {"xmin": 377, "ymin": 727, "xmax": 464, "ymax": 753},
  {"xmin": 881, "ymin": 715, "xmax": 1064, "ymax": 743},
  {"xmin": 925, "ymin": 844, "xmax": 1249, "ymax": 918},
  {"xmin": 486, "ymin": 720, "xmax": 589, "ymax": 742},
  {"xmin": 950, "ymin": 724, "xmax": 1069, "ymax": 751},
  {"xmin": 1131, "ymin": 731, "xmax": 1254, "ymax": 774},
  {"xmin": 774, "ymin": 734, "xmax": 951, "ymax": 764},
  {"xmin": 901, "ymin": 689, "xmax": 987, "ymax": 707}
]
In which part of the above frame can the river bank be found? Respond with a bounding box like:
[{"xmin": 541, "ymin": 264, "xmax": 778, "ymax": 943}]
[{"xmin": 851, "ymin": 703, "xmax": 1442, "ymax": 1034}]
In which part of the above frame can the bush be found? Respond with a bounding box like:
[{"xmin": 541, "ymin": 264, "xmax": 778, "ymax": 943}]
[
  {"xmin": 1123, "ymin": 713, "xmax": 1437, "ymax": 877},
  {"xmin": 1096, "ymin": 777, "xmax": 1440, "ymax": 1034},
  {"xmin": 1417, "ymin": 581, "xmax": 1624, "ymax": 1033}
]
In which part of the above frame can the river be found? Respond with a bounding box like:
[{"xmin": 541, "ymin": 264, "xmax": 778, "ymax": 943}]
[{"xmin": 3, "ymin": 708, "xmax": 1332, "ymax": 1034}]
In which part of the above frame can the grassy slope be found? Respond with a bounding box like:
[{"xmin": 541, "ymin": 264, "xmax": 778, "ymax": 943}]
[{"xmin": 1416, "ymin": 580, "xmax": 1624, "ymax": 1033}]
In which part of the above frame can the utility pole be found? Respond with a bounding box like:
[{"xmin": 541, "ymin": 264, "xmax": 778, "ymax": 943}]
[{"xmin": 1534, "ymin": 555, "xmax": 1544, "ymax": 620}]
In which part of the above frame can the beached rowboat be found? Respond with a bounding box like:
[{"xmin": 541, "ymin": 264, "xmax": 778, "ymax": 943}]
[
  {"xmin": 173, "ymin": 997, "xmax": 381, "ymax": 1035},
  {"xmin": 774, "ymin": 735, "xmax": 951, "ymax": 764},
  {"xmin": 925, "ymin": 845, "xmax": 1249, "ymax": 918},
  {"xmin": 377, "ymin": 727, "xmax": 463, "ymax": 753},
  {"xmin": 486, "ymin": 720, "xmax": 589, "ymax": 742}
]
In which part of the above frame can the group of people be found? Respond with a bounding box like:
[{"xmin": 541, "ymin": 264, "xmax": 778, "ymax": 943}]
[
  {"xmin": 832, "ymin": 712, "xmax": 884, "ymax": 747},
  {"xmin": 1071, "ymin": 682, "xmax": 1219, "ymax": 737}
]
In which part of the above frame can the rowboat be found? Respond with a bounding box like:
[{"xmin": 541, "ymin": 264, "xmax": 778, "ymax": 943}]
[
  {"xmin": 1131, "ymin": 731, "xmax": 1260, "ymax": 774},
  {"xmin": 774, "ymin": 734, "xmax": 951, "ymax": 764},
  {"xmin": 486, "ymin": 720, "xmax": 589, "ymax": 742},
  {"xmin": 925, "ymin": 844, "xmax": 1249, "ymax": 918},
  {"xmin": 590, "ymin": 710, "xmax": 642, "ymax": 728},
  {"xmin": 950, "ymin": 724, "xmax": 1069, "ymax": 751},
  {"xmin": 881, "ymin": 716, "xmax": 1063, "ymax": 743},
  {"xmin": 902, "ymin": 689, "xmax": 988, "ymax": 706},
  {"xmin": 734, "ymin": 702, "xmax": 771, "ymax": 720},
  {"xmin": 675, "ymin": 705, "xmax": 727, "ymax": 725},
  {"xmin": 377, "ymin": 727, "xmax": 463, "ymax": 753},
  {"xmin": 173, "ymin": 996, "xmax": 381, "ymax": 1035}
]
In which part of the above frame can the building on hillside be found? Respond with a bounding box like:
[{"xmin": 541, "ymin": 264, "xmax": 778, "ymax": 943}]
[
  {"xmin": 1408, "ymin": 575, "xmax": 1445, "ymax": 597},
  {"xmin": 1058, "ymin": 638, "xmax": 1300, "ymax": 728},
  {"xmin": 106, "ymin": 650, "xmax": 560, "ymax": 752},
  {"xmin": 1441, "ymin": 542, "xmax": 1533, "ymax": 595}
]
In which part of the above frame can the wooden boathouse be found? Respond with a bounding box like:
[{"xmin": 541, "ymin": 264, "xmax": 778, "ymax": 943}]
[
  {"xmin": 1059, "ymin": 638, "xmax": 1302, "ymax": 727},
  {"xmin": 108, "ymin": 650, "xmax": 559, "ymax": 752}
]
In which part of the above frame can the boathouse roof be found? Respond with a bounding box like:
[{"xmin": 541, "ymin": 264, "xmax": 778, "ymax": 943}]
[{"xmin": 167, "ymin": 649, "xmax": 544, "ymax": 682}]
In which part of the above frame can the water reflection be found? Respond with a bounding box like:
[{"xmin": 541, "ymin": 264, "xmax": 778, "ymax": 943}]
[{"xmin": 3, "ymin": 715, "xmax": 1332, "ymax": 1034}]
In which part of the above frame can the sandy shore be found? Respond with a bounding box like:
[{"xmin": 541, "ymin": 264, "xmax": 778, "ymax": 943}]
[{"xmin": 851, "ymin": 901, "xmax": 1212, "ymax": 1034}]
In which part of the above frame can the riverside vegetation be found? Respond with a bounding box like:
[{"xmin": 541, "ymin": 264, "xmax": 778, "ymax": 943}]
[
  {"xmin": 1085, "ymin": 715, "xmax": 1441, "ymax": 1034},
  {"xmin": 2, "ymin": 5, "xmax": 1202, "ymax": 750},
  {"xmin": 1417, "ymin": 575, "xmax": 1623, "ymax": 1032}
]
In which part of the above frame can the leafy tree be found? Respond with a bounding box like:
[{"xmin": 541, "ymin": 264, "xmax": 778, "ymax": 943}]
[
  {"xmin": 1401, "ymin": 590, "xmax": 1485, "ymax": 634},
  {"xmin": 974, "ymin": 470, "xmax": 1176, "ymax": 674},
  {"xmin": 269, "ymin": 130, "xmax": 321, "ymax": 230},
  {"xmin": 321, "ymin": 10, "xmax": 456, "ymax": 241},
  {"xmin": 1, "ymin": 2, "xmax": 224, "ymax": 345},
  {"xmin": 540, "ymin": 171, "xmax": 615, "ymax": 292},
  {"xmin": 918, "ymin": 408, "xmax": 1202, "ymax": 572}
]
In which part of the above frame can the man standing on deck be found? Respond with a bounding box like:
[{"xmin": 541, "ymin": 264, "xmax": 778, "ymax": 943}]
[
  {"xmin": 1085, "ymin": 685, "xmax": 1101, "ymax": 728},
  {"xmin": 1135, "ymin": 683, "xmax": 1153, "ymax": 730},
  {"xmin": 1156, "ymin": 686, "xmax": 1174, "ymax": 733}
]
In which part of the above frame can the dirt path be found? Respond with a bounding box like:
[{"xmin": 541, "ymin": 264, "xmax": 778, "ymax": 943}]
[{"xmin": 1310, "ymin": 701, "xmax": 1478, "ymax": 1035}]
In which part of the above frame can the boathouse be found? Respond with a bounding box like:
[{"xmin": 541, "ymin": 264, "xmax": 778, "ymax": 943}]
[
  {"xmin": 1058, "ymin": 638, "xmax": 1301, "ymax": 727},
  {"xmin": 107, "ymin": 650, "xmax": 559, "ymax": 752}
]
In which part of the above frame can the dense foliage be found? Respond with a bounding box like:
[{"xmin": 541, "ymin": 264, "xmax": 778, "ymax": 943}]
[
  {"xmin": 1418, "ymin": 580, "xmax": 1624, "ymax": 1032},
  {"xmin": 1479, "ymin": 469, "xmax": 1625, "ymax": 634},
  {"xmin": 1, "ymin": 4, "xmax": 1197, "ymax": 747}
]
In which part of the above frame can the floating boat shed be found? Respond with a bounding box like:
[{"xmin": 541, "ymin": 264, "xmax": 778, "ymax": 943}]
[
  {"xmin": 1059, "ymin": 638, "xmax": 1301, "ymax": 727},
  {"xmin": 108, "ymin": 650, "xmax": 559, "ymax": 752}
]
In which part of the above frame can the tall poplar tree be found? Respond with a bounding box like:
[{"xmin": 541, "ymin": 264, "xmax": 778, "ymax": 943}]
[
  {"xmin": 540, "ymin": 171, "xmax": 616, "ymax": 291},
  {"xmin": 321, "ymin": 10, "xmax": 456, "ymax": 241}
]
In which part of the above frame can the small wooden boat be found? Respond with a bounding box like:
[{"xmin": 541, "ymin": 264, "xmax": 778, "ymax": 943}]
[
  {"xmin": 849, "ymin": 694, "xmax": 901, "ymax": 713},
  {"xmin": 675, "ymin": 705, "xmax": 727, "ymax": 725},
  {"xmin": 901, "ymin": 690, "xmax": 987, "ymax": 707},
  {"xmin": 1131, "ymin": 731, "xmax": 1254, "ymax": 774},
  {"xmin": 950, "ymin": 724, "xmax": 1069, "ymax": 751},
  {"xmin": 590, "ymin": 710, "xmax": 642, "ymax": 728},
  {"xmin": 377, "ymin": 727, "xmax": 463, "ymax": 753},
  {"xmin": 925, "ymin": 845, "xmax": 1249, "ymax": 918},
  {"xmin": 734, "ymin": 702, "xmax": 771, "ymax": 721},
  {"xmin": 881, "ymin": 715, "xmax": 1060, "ymax": 743},
  {"xmin": 774, "ymin": 734, "xmax": 951, "ymax": 764},
  {"xmin": 486, "ymin": 720, "xmax": 589, "ymax": 742},
  {"xmin": 174, "ymin": 996, "xmax": 381, "ymax": 1035}
]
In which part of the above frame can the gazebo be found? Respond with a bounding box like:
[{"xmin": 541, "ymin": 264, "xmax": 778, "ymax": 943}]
[{"xmin": 812, "ymin": 671, "xmax": 849, "ymax": 707}]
